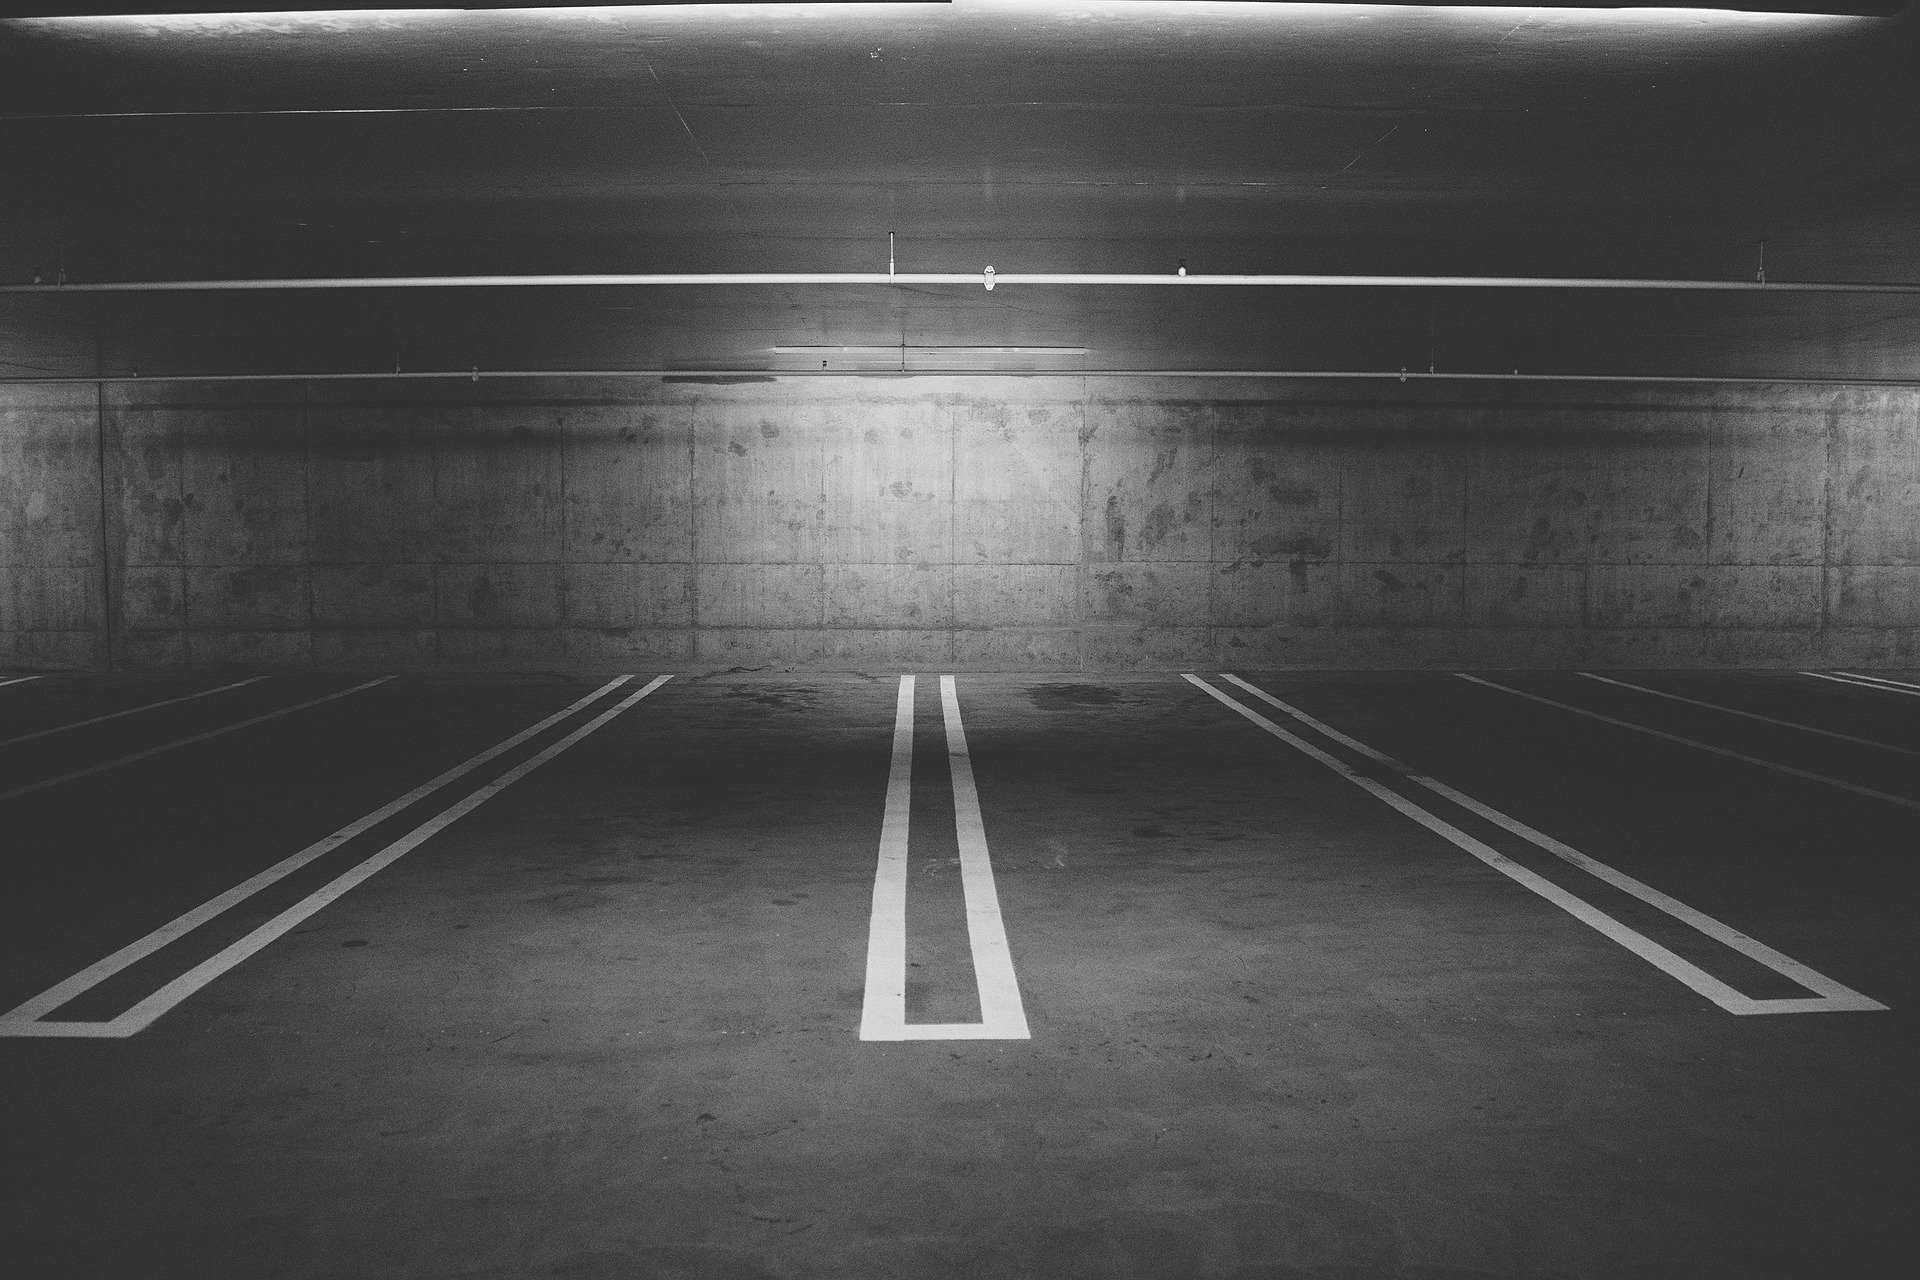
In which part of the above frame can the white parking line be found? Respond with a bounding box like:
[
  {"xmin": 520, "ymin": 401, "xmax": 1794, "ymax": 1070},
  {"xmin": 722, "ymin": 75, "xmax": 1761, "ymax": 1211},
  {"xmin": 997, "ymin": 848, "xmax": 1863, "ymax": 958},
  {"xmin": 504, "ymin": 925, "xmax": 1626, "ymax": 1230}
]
[
  {"xmin": 858, "ymin": 674, "xmax": 916, "ymax": 1041},
  {"xmin": 1191, "ymin": 674, "xmax": 1883, "ymax": 1015},
  {"xmin": 1828, "ymin": 670, "xmax": 1920, "ymax": 696},
  {"xmin": 940, "ymin": 674, "xmax": 1031, "ymax": 1038},
  {"xmin": 1578, "ymin": 673, "xmax": 1920, "ymax": 757},
  {"xmin": 0, "ymin": 677, "xmax": 269, "ymax": 750},
  {"xmin": 0, "ymin": 676, "xmax": 44, "ymax": 689},
  {"xmin": 0, "ymin": 676, "xmax": 395, "ymax": 804},
  {"xmin": 860, "ymin": 674, "xmax": 1030, "ymax": 1041},
  {"xmin": 1799, "ymin": 670, "xmax": 1920, "ymax": 698},
  {"xmin": 1461, "ymin": 674, "xmax": 1920, "ymax": 813},
  {"xmin": 0, "ymin": 674, "xmax": 668, "ymax": 1038}
]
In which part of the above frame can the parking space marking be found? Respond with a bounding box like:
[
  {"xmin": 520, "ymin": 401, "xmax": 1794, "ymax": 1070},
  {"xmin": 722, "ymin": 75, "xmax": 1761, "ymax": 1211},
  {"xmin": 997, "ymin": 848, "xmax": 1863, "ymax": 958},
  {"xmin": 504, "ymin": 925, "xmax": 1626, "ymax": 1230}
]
[
  {"xmin": 858, "ymin": 674, "xmax": 916, "ymax": 1041},
  {"xmin": 1191, "ymin": 674, "xmax": 1883, "ymax": 1015},
  {"xmin": 939, "ymin": 675, "xmax": 1031, "ymax": 1038},
  {"xmin": 0, "ymin": 675, "xmax": 667, "ymax": 1038},
  {"xmin": 0, "ymin": 676, "xmax": 44, "ymax": 689},
  {"xmin": 860, "ymin": 675, "xmax": 1030, "ymax": 1042},
  {"xmin": 1461, "ymin": 674, "xmax": 1920, "ymax": 814},
  {"xmin": 0, "ymin": 677, "xmax": 269, "ymax": 750},
  {"xmin": 1819, "ymin": 670, "xmax": 1920, "ymax": 697},
  {"xmin": 1579, "ymin": 673, "xmax": 1920, "ymax": 757},
  {"xmin": 0, "ymin": 676, "xmax": 396, "ymax": 805},
  {"xmin": 1799, "ymin": 671, "xmax": 1920, "ymax": 698},
  {"xmin": 1223, "ymin": 675, "xmax": 1885, "ymax": 1014}
]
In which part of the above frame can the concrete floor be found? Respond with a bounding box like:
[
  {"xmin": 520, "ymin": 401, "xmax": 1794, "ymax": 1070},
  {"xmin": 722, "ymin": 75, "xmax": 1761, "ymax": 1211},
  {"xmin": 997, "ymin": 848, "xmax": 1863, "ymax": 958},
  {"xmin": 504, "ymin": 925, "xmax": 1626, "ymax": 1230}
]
[{"xmin": 0, "ymin": 669, "xmax": 1914, "ymax": 1279}]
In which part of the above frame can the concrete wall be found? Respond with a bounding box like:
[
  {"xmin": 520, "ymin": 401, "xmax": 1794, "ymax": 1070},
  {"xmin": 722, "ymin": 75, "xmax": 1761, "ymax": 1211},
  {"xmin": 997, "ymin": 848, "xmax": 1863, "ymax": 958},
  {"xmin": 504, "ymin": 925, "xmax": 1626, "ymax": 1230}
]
[
  {"xmin": 5, "ymin": 375, "xmax": 1920, "ymax": 671},
  {"xmin": 1, "ymin": 384, "xmax": 108, "ymax": 669}
]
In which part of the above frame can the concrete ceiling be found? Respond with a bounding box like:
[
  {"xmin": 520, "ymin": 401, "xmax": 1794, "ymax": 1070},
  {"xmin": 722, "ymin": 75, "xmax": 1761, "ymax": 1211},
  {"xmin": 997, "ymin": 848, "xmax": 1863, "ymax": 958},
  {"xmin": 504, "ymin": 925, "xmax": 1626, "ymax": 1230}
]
[{"xmin": 1, "ymin": 2, "xmax": 1917, "ymax": 380}]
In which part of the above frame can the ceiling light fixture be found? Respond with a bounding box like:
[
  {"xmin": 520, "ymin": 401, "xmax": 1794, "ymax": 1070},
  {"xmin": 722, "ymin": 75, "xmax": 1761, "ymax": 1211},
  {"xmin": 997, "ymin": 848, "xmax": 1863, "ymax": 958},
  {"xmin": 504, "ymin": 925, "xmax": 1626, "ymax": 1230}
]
[
  {"xmin": 770, "ymin": 345, "xmax": 1091, "ymax": 355},
  {"xmin": 20, "ymin": 3, "xmax": 1865, "ymax": 32}
]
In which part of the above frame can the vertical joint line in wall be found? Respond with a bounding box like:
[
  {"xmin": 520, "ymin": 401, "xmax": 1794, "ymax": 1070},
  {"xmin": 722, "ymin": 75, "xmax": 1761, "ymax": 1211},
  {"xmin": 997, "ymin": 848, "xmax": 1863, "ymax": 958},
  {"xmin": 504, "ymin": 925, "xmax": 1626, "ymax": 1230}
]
[
  {"xmin": 1819, "ymin": 394, "xmax": 1837, "ymax": 636},
  {"xmin": 949, "ymin": 397, "xmax": 956, "ymax": 666},
  {"xmin": 557, "ymin": 397, "xmax": 569, "ymax": 633},
  {"xmin": 1333, "ymin": 412, "xmax": 1345, "ymax": 629},
  {"xmin": 687, "ymin": 401, "xmax": 698, "ymax": 638},
  {"xmin": 94, "ymin": 378, "xmax": 114, "ymax": 672},
  {"xmin": 1460, "ymin": 424, "xmax": 1470, "ymax": 625},
  {"xmin": 302, "ymin": 379, "xmax": 316, "ymax": 648},
  {"xmin": 1206, "ymin": 398, "xmax": 1218, "ymax": 658},
  {"xmin": 1076, "ymin": 380, "xmax": 1091, "ymax": 672},
  {"xmin": 1702, "ymin": 431, "xmax": 1716, "ymax": 570},
  {"xmin": 429, "ymin": 410, "xmax": 443, "ymax": 669}
]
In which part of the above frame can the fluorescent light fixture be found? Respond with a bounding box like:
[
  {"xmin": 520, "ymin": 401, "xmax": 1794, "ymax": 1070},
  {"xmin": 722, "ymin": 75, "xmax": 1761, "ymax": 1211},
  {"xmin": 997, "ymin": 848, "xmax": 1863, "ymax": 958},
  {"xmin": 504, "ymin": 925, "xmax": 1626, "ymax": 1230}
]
[
  {"xmin": 961, "ymin": 2, "xmax": 1855, "ymax": 16},
  {"xmin": 771, "ymin": 345, "xmax": 1090, "ymax": 355},
  {"xmin": 23, "ymin": 3, "xmax": 1862, "ymax": 29},
  {"xmin": 24, "ymin": 4, "xmax": 937, "ymax": 27}
]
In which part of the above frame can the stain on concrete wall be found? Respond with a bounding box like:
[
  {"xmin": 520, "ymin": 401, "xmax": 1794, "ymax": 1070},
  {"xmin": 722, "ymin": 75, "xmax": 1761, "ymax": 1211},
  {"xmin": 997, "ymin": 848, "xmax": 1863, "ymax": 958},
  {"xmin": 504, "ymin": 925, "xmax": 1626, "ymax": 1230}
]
[{"xmin": 4, "ymin": 376, "xmax": 1919, "ymax": 671}]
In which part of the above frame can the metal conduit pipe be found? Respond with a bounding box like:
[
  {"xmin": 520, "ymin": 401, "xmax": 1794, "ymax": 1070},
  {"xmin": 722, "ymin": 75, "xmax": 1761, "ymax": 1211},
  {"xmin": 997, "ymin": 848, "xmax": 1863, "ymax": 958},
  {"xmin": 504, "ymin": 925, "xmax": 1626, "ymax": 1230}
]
[
  {"xmin": 2, "ymin": 370, "xmax": 1917, "ymax": 388},
  {"xmin": 3, "ymin": 272, "xmax": 1920, "ymax": 294}
]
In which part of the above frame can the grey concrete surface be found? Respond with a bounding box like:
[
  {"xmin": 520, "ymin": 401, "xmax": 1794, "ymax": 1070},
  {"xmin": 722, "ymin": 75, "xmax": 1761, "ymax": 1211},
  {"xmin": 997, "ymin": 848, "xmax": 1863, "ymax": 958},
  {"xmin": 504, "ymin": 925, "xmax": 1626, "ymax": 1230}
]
[
  {"xmin": 6, "ymin": 378, "xmax": 1920, "ymax": 672},
  {"xmin": 3, "ymin": 6, "xmax": 1917, "ymax": 379},
  {"xmin": 0, "ymin": 670, "xmax": 1913, "ymax": 1278}
]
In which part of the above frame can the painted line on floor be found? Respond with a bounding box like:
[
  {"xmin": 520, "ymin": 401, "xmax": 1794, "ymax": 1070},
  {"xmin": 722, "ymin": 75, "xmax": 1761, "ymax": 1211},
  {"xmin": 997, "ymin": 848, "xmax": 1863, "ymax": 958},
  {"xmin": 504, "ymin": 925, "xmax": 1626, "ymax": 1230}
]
[
  {"xmin": 1578, "ymin": 673, "xmax": 1920, "ymax": 757},
  {"xmin": 1223, "ymin": 675, "xmax": 1884, "ymax": 1015},
  {"xmin": 1830, "ymin": 670, "xmax": 1920, "ymax": 695},
  {"xmin": 0, "ymin": 676, "xmax": 396, "ymax": 805},
  {"xmin": 857, "ymin": 674, "xmax": 916, "ymax": 1041},
  {"xmin": 1191, "ymin": 674, "xmax": 1882, "ymax": 1015},
  {"xmin": 0, "ymin": 677, "xmax": 270, "ymax": 750},
  {"xmin": 860, "ymin": 674, "xmax": 1030, "ymax": 1041},
  {"xmin": 0, "ymin": 676, "xmax": 44, "ymax": 689},
  {"xmin": 1797, "ymin": 670, "xmax": 1920, "ymax": 698},
  {"xmin": 1461, "ymin": 675, "xmax": 1920, "ymax": 814},
  {"xmin": 1800, "ymin": 670, "xmax": 1920, "ymax": 698},
  {"xmin": 0, "ymin": 675, "xmax": 667, "ymax": 1038},
  {"xmin": 939, "ymin": 674, "xmax": 1031, "ymax": 1038}
]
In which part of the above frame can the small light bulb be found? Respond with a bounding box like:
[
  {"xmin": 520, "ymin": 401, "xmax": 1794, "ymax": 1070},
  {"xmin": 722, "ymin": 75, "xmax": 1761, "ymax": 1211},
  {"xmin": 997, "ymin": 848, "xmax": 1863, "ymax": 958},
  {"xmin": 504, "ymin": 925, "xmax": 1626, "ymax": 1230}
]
[{"xmin": 984, "ymin": 265, "xmax": 995, "ymax": 291}]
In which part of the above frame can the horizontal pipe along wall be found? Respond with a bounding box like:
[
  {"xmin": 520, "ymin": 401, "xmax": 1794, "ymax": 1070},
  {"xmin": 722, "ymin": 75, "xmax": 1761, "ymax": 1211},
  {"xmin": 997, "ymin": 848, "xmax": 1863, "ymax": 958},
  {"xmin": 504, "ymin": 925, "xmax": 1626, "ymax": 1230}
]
[{"xmin": 4, "ymin": 375, "xmax": 1920, "ymax": 672}]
